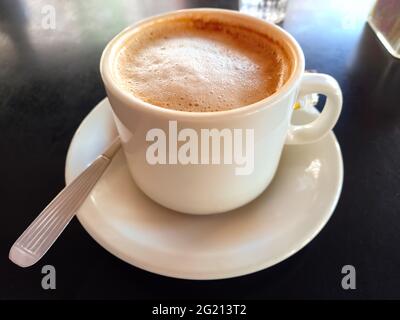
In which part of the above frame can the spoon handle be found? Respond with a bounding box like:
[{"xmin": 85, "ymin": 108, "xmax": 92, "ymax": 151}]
[{"xmin": 9, "ymin": 137, "xmax": 121, "ymax": 267}]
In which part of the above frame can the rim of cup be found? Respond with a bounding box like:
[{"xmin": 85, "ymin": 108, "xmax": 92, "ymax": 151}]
[{"xmin": 100, "ymin": 8, "xmax": 305, "ymax": 120}]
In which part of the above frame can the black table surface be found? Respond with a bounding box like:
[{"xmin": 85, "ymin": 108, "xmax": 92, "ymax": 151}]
[{"xmin": 1, "ymin": 0, "xmax": 399, "ymax": 300}]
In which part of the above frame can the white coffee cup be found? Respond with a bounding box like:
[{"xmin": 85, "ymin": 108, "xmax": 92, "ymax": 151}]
[{"xmin": 100, "ymin": 9, "xmax": 342, "ymax": 215}]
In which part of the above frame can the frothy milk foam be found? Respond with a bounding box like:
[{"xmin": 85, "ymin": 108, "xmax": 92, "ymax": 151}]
[{"xmin": 114, "ymin": 17, "xmax": 292, "ymax": 112}]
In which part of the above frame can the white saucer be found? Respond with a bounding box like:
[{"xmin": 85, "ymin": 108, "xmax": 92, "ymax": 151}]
[{"xmin": 65, "ymin": 98, "xmax": 343, "ymax": 280}]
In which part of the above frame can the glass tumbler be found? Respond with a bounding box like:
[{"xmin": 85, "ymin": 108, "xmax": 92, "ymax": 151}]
[{"xmin": 239, "ymin": 0, "xmax": 289, "ymax": 24}]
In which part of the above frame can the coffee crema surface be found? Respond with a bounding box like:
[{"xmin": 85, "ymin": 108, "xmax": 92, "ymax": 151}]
[{"xmin": 114, "ymin": 18, "xmax": 292, "ymax": 112}]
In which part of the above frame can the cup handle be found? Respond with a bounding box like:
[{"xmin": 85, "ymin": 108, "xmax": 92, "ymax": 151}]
[{"xmin": 286, "ymin": 73, "xmax": 342, "ymax": 145}]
